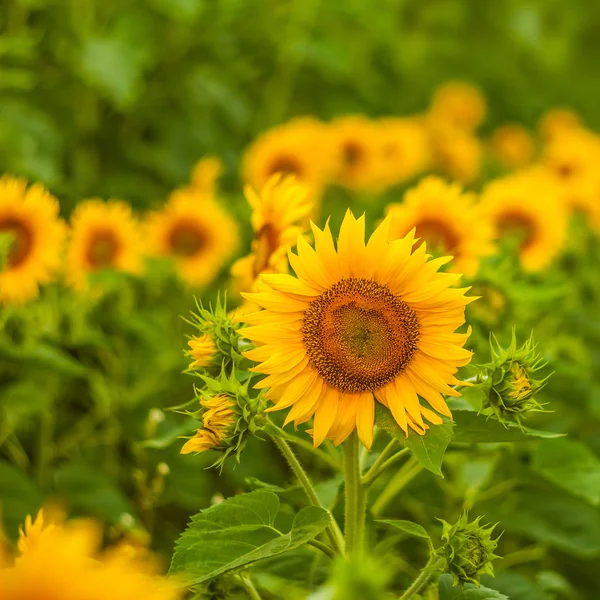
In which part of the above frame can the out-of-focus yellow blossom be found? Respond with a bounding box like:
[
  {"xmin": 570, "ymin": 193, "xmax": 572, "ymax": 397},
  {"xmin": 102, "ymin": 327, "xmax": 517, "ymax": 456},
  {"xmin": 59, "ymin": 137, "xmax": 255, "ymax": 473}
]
[
  {"xmin": 387, "ymin": 176, "xmax": 494, "ymax": 277},
  {"xmin": 145, "ymin": 187, "xmax": 238, "ymax": 287},
  {"xmin": 0, "ymin": 176, "xmax": 66, "ymax": 304},
  {"xmin": 429, "ymin": 124, "xmax": 482, "ymax": 184},
  {"xmin": 66, "ymin": 199, "xmax": 144, "ymax": 290},
  {"xmin": 243, "ymin": 117, "xmax": 336, "ymax": 204},
  {"xmin": 190, "ymin": 156, "xmax": 223, "ymax": 196},
  {"xmin": 480, "ymin": 168, "xmax": 568, "ymax": 272},
  {"xmin": 0, "ymin": 509, "xmax": 182, "ymax": 600},
  {"xmin": 429, "ymin": 81, "xmax": 486, "ymax": 131},
  {"xmin": 538, "ymin": 107, "xmax": 582, "ymax": 142},
  {"xmin": 490, "ymin": 124, "xmax": 535, "ymax": 170}
]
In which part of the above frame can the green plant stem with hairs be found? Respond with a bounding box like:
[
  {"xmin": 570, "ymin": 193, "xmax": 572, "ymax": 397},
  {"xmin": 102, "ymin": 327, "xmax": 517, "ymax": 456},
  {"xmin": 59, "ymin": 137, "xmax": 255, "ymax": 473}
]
[{"xmin": 343, "ymin": 431, "xmax": 367, "ymax": 555}]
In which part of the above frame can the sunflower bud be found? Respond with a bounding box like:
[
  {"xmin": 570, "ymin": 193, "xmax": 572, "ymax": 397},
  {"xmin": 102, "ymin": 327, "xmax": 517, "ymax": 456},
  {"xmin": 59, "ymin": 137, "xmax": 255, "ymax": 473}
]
[
  {"xmin": 180, "ymin": 369, "xmax": 266, "ymax": 469},
  {"xmin": 478, "ymin": 331, "xmax": 550, "ymax": 423},
  {"xmin": 437, "ymin": 513, "xmax": 501, "ymax": 586},
  {"xmin": 185, "ymin": 295, "xmax": 243, "ymax": 374}
]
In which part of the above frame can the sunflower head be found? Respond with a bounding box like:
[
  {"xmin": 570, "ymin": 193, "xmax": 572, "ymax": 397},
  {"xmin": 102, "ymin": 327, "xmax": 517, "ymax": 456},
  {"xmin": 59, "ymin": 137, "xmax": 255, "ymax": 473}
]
[
  {"xmin": 242, "ymin": 210, "xmax": 473, "ymax": 449},
  {"xmin": 437, "ymin": 512, "xmax": 501, "ymax": 586},
  {"xmin": 387, "ymin": 176, "xmax": 495, "ymax": 277},
  {"xmin": 146, "ymin": 188, "xmax": 238, "ymax": 287},
  {"xmin": 181, "ymin": 371, "xmax": 266, "ymax": 469},
  {"xmin": 0, "ymin": 176, "xmax": 66, "ymax": 304},
  {"xmin": 190, "ymin": 156, "xmax": 223, "ymax": 195},
  {"xmin": 186, "ymin": 295, "xmax": 243, "ymax": 374},
  {"xmin": 478, "ymin": 332, "xmax": 550, "ymax": 424},
  {"xmin": 538, "ymin": 107, "xmax": 582, "ymax": 142},
  {"xmin": 429, "ymin": 81, "xmax": 486, "ymax": 131},
  {"xmin": 429, "ymin": 124, "xmax": 482, "ymax": 184},
  {"xmin": 490, "ymin": 124, "xmax": 535, "ymax": 170}
]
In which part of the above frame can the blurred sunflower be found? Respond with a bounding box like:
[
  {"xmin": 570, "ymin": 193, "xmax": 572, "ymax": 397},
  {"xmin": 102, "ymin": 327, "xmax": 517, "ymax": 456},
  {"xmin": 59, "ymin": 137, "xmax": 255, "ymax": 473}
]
[
  {"xmin": 0, "ymin": 175, "xmax": 66, "ymax": 304},
  {"xmin": 330, "ymin": 115, "xmax": 383, "ymax": 192},
  {"xmin": 146, "ymin": 188, "xmax": 238, "ymax": 287},
  {"xmin": 66, "ymin": 199, "xmax": 144, "ymax": 290},
  {"xmin": 231, "ymin": 174, "xmax": 313, "ymax": 294},
  {"xmin": 189, "ymin": 156, "xmax": 223, "ymax": 196},
  {"xmin": 429, "ymin": 81, "xmax": 486, "ymax": 131},
  {"xmin": 386, "ymin": 176, "xmax": 494, "ymax": 277},
  {"xmin": 377, "ymin": 117, "xmax": 431, "ymax": 188},
  {"xmin": 0, "ymin": 510, "xmax": 181, "ymax": 600},
  {"xmin": 490, "ymin": 124, "xmax": 535, "ymax": 170},
  {"xmin": 538, "ymin": 107, "xmax": 582, "ymax": 142},
  {"xmin": 243, "ymin": 117, "xmax": 335, "ymax": 203},
  {"xmin": 430, "ymin": 125, "xmax": 482, "ymax": 184},
  {"xmin": 480, "ymin": 169, "xmax": 568, "ymax": 272},
  {"xmin": 543, "ymin": 128, "xmax": 600, "ymax": 185},
  {"xmin": 242, "ymin": 211, "xmax": 473, "ymax": 448}
]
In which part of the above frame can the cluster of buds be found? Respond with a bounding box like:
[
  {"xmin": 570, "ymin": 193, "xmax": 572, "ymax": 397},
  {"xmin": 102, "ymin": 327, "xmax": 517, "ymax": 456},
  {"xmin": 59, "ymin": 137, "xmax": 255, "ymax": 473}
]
[
  {"xmin": 185, "ymin": 294, "xmax": 244, "ymax": 374},
  {"xmin": 475, "ymin": 331, "xmax": 550, "ymax": 425},
  {"xmin": 180, "ymin": 369, "xmax": 266, "ymax": 470},
  {"xmin": 436, "ymin": 512, "xmax": 501, "ymax": 586}
]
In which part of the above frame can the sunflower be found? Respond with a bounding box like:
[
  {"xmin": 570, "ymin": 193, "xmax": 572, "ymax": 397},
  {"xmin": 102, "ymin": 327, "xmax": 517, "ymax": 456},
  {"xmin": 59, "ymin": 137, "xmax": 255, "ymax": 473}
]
[
  {"xmin": 386, "ymin": 176, "xmax": 495, "ymax": 277},
  {"xmin": 190, "ymin": 156, "xmax": 223, "ymax": 195},
  {"xmin": 377, "ymin": 117, "xmax": 431, "ymax": 188},
  {"xmin": 429, "ymin": 124, "xmax": 482, "ymax": 184},
  {"xmin": 187, "ymin": 333, "xmax": 216, "ymax": 370},
  {"xmin": 231, "ymin": 174, "xmax": 313, "ymax": 294},
  {"xmin": 146, "ymin": 188, "xmax": 238, "ymax": 287},
  {"xmin": 242, "ymin": 211, "xmax": 473, "ymax": 449},
  {"xmin": 538, "ymin": 107, "xmax": 582, "ymax": 142},
  {"xmin": 0, "ymin": 176, "xmax": 66, "ymax": 304},
  {"xmin": 181, "ymin": 394, "xmax": 237, "ymax": 454},
  {"xmin": 66, "ymin": 199, "xmax": 144, "ymax": 290},
  {"xmin": 429, "ymin": 81, "xmax": 486, "ymax": 131},
  {"xmin": 0, "ymin": 510, "xmax": 181, "ymax": 600},
  {"xmin": 479, "ymin": 169, "xmax": 568, "ymax": 272},
  {"xmin": 490, "ymin": 124, "xmax": 535, "ymax": 170},
  {"xmin": 329, "ymin": 115, "xmax": 384, "ymax": 192},
  {"xmin": 243, "ymin": 117, "xmax": 335, "ymax": 203}
]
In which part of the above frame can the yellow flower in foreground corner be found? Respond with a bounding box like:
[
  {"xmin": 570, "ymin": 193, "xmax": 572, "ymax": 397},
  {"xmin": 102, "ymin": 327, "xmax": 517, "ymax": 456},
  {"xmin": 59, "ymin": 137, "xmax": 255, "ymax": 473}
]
[
  {"xmin": 242, "ymin": 211, "xmax": 473, "ymax": 449},
  {"xmin": 231, "ymin": 174, "xmax": 314, "ymax": 293},
  {"xmin": 146, "ymin": 188, "xmax": 238, "ymax": 287},
  {"xmin": 0, "ymin": 510, "xmax": 181, "ymax": 600},
  {"xmin": 0, "ymin": 176, "xmax": 66, "ymax": 304},
  {"xmin": 66, "ymin": 199, "xmax": 144, "ymax": 289},
  {"xmin": 480, "ymin": 169, "xmax": 568, "ymax": 272},
  {"xmin": 386, "ymin": 176, "xmax": 495, "ymax": 277},
  {"xmin": 181, "ymin": 394, "xmax": 236, "ymax": 454}
]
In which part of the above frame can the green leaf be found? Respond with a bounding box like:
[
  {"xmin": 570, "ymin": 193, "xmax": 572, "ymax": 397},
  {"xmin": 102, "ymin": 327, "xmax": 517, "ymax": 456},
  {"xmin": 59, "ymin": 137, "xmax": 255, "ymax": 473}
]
[
  {"xmin": 439, "ymin": 574, "xmax": 509, "ymax": 599},
  {"xmin": 376, "ymin": 519, "xmax": 431, "ymax": 540},
  {"xmin": 480, "ymin": 573, "xmax": 551, "ymax": 600},
  {"xmin": 54, "ymin": 464, "xmax": 135, "ymax": 525},
  {"xmin": 0, "ymin": 460, "xmax": 42, "ymax": 539},
  {"xmin": 452, "ymin": 409, "xmax": 564, "ymax": 443},
  {"xmin": 170, "ymin": 490, "xmax": 331, "ymax": 585},
  {"xmin": 531, "ymin": 438, "xmax": 600, "ymax": 506},
  {"xmin": 375, "ymin": 404, "xmax": 453, "ymax": 476}
]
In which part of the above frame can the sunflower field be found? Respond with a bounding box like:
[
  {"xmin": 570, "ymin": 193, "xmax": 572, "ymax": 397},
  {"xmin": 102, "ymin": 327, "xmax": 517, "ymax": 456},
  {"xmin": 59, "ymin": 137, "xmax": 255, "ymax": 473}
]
[{"xmin": 2, "ymin": 1, "xmax": 600, "ymax": 599}]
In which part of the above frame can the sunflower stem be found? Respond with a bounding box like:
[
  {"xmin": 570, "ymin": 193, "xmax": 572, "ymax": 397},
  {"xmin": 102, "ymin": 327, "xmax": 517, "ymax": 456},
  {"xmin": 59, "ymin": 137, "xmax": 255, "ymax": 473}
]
[
  {"xmin": 238, "ymin": 574, "xmax": 263, "ymax": 600},
  {"xmin": 343, "ymin": 431, "xmax": 366, "ymax": 555},
  {"xmin": 269, "ymin": 429, "xmax": 345, "ymax": 555},
  {"xmin": 307, "ymin": 538, "xmax": 337, "ymax": 560},
  {"xmin": 398, "ymin": 554, "xmax": 438, "ymax": 600},
  {"xmin": 281, "ymin": 430, "xmax": 342, "ymax": 471},
  {"xmin": 361, "ymin": 439, "xmax": 402, "ymax": 486}
]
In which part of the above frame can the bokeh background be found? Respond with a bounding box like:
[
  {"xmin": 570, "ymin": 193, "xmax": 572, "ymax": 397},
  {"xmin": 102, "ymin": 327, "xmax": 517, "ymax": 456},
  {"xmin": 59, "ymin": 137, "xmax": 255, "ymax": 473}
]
[{"xmin": 2, "ymin": 0, "xmax": 600, "ymax": 208}]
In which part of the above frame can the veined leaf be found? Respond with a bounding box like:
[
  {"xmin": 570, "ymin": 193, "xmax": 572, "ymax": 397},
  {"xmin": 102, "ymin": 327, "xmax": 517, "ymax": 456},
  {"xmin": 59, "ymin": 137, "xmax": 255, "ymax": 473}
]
[
  {"xmin": 170, "ymin": 490, "xmax": 330, "ymax": 584},
  {"xmin": 438, "ymin": 574, "xmax": 509, "ymax": 599},
  {"xmin": 376, "ymin": 519, "xmax": 431, "ymax": 541}
]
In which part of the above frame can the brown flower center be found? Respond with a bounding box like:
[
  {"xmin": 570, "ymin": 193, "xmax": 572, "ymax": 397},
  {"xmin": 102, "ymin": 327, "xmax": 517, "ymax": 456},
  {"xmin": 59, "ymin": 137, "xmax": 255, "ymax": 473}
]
[
  {"xmin": 269, "ymin": 156, "xmax": 303, "ymax": 178},
  {"xmin": 169, "ymin": 221, "xmax": 206, "ymax": 257},
  {"xmin": 0, "ymin": 218, "xmax": 33, "ymax": 268},
  {"xmin": 415, "ymin": 218, "xmax": 459, "ymax": 253},
  {"xmin": 343, "ymin": 141, "xmax": 363, "ymax": 167},
  {"xmin": 86, "ymin": 230, "xmax": 120, "ymax": 269},
  {"xmin": 496, "ymin": 211, "xmax": 535, "ymax": 250},
  {"xmin": 302, "ymin": 278, "xmax": 420, "ymax": 393}
]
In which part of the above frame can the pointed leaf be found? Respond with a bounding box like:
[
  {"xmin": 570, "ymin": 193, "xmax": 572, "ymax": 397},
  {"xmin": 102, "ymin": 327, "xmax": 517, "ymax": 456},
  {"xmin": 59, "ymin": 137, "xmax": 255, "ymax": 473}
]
[{"xmin": 376, "ymin": 519, "xmax": 431, "ymax": 540}]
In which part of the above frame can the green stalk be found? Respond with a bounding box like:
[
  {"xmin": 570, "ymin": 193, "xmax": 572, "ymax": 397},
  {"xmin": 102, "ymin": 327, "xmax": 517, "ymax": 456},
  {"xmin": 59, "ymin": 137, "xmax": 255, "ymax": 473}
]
[
  {"xmin": 282, "ymin": 431, "xmax": 342, "ymax": 471},
  {"xmin": 398, "ymin": 555, "xmax": 437, "ymax": 600},
  {"xmin": 371, "ymin": 457, "xmax": 422, "ymax": 517},
  {"xmin": 238, "ymin": 574, "xmax": 263, "ymax": 600},
  {"xmin": 307, "ymin": 538, "xmax": 336, "ymax": 560},
  {"xmin": 342, "ymin": 431, "xmax": 366, "ymax": 555},
  {"xmin": 269, "ymin": 429, "xmax": 345, "ymax": 555}
]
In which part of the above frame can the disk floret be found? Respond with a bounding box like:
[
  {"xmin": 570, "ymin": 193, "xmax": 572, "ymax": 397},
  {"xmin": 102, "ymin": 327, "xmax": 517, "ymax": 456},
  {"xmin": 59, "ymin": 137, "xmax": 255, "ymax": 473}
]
[
  {"xmin": 186, "ymin": 295, "xmax": 243, "ymax": 374},
  {"xmin": 181, "ymin": 370, "xmax": 266, "ymax": 469},
  {"xmin": 478, "ymin": 332, "xmax": 550, "ymax": 423},
  {"xmin": 437, "ymin": 513, "xmax": 501, "ymax": 586}
]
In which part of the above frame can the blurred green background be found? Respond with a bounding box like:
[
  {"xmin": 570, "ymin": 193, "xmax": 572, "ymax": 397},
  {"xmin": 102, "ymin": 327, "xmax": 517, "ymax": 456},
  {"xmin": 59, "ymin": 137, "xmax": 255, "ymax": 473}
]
[{"xmin": 2, "ymin": 0, "xmax": 600, "ymax": 210}]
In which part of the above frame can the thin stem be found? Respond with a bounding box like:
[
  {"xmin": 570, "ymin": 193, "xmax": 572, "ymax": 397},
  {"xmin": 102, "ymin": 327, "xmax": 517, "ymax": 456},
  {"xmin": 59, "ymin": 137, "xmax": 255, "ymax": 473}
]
[
  {"xmin": 283, "ymin": 431, "xmax": 342, "ymax": 471},
  {"xmin": 399, "ymin": 555, "xmax": 437, "ymax": 600},
  {"xmin": 307, "ymin": 538, "xmax": 336, "ymax": 560},
  {"xmin": 269, "ymin": 430, "xmax": 345, "ymax": 555},
  {"xmin": 238, "ymin": 574, "xmax": 263, "ymax": 600},
  {"xmin": 361, "ymin": 440, "xmax": 404, "ymax": 486},
  {"xmin": 342, "ymin": 431, "xmax": 365, "ymax": 555},
  {"xmin": 36, "ymin": 407, "xmax": 55, "ymax": 489},
  {"xmin": 371, "ymin": 458, "xmax": 423, "ymax": 517}
]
